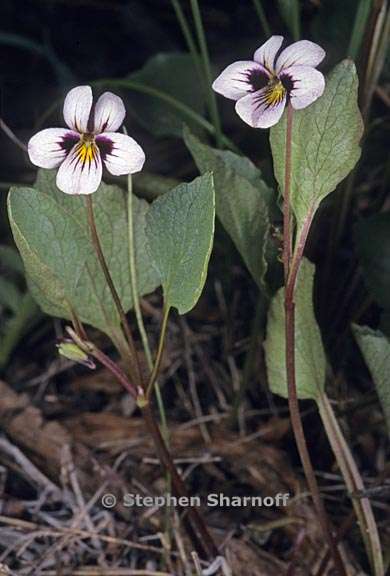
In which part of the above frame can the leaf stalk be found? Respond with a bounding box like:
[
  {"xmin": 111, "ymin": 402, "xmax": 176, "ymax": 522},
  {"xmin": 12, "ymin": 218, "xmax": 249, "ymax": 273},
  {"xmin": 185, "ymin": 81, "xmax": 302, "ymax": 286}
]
[{"xmin": 282, "ymin": 103, "xmax": 347, "ymax": 576}]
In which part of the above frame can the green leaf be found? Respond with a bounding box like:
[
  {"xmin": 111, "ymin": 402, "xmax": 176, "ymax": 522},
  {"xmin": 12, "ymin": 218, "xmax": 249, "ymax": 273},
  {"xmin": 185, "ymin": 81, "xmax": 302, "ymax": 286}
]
[
  {"xmin": 270, "ymin": 60, "xmax": 363, "ymax": 231},
  {"xmin": 8, "ymin": 170, "xmax": 160, "ymax": 340},
  {"xmin": 128, "ymin": 52, "xmax": 205, "ymax": 138},
  {"xmin": 264, "ymin": 258, "xmax": 326, "ymax": 400},
  {"xmin": 145, "ymin": 173, "xmax": 215, "ymax": 314},
  {"xmin": 353, "ymin": 324, "xmax": 390, "ymax": 437},
  {"xmin": 184, "ymin": 127, "xmax": 273, "ymax": 291},
  {"xmin": 355, "ymin": 213, "xmax": 390, "ymax": 313}
]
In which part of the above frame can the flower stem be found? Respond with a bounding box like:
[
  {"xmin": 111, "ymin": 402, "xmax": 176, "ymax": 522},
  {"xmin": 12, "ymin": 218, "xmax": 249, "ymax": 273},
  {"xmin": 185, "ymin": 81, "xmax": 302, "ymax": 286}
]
[
  {"xmin": 282, "ymin": 105, "xmax": 347, "ymax": 576},
  {"xmin": 66, "ymin": 326, "xmax": 137, "ymax": 398},
  {"xmin": 126, "ymin": 175, "xmax": 168, "ymax": 434},
  {"xmin": 127, "ymin": 173, "xmax": 171, "ymax": 540},
  {"xmin": 68, "ymin": 324, "xmax": 218, "ymax": 560},
  {"xmin": 283, "ymin": 104, "xmax": 293, "ymax": 282},
  {"xmin": 84, "ymin": 195, "xmax": 217, "ymax": 560},
  {"xmin": 146, "ymin": 305, "xmax": 170, "ymax": 398},
  {"xmin": 85, "ymin": 194, "xmax": 143, "ymax": 385},
  {"xmin": 140, "ymin": 402, "xmax": 219, "ymax": 560}
]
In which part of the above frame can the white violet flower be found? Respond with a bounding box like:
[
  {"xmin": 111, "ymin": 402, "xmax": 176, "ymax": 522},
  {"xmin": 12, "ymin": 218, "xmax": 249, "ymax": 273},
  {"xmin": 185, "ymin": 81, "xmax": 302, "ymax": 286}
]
[
  {"xmin": 212, "ymin": 35, "xmax": 325, "ymax": 129},
  {"xmin": 28, "ymin": 85, "xmax": 145, "ymax": 195}
]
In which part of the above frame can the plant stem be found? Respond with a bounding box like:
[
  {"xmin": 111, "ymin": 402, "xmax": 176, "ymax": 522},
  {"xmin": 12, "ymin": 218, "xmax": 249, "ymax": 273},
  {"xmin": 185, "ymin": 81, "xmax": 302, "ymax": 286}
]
[
  {"xmin": 85, "ymin": 195, "xmax": 143, "ymax": 385},
  {"xmin": 127, "ymin": 174, "xmax": 171, "ymax": 545},
  {"xmin": 282, "ymin": 106, "xmax": 347, "ymax": 576},
  {"xmin": 189, "ymin": 0, "xmax": 223, "ymax": 148},
  {"xmin": 283, "ymin": 104, "xmax": 294, "ymax": 283},
  {"xmin": 147, "ymin": 306, "xmax": 170, "ymax": 398},
  {"xmin": 127, "ymin": 175, "xmax": 169, "ymax": 436},
  {"xmin": 66, "ymin": 326, "xmax": 137, "ymax": 398},
  {"xmin": 67, "ymin": 325, "xmax": 218, "ymax": 559},
  {"xmin": 140, "ymin": 402, "xmax": 219, "ymax": 560},
  {"xmin": 84, "ymin": 196, "xmax": 217, "ymax": 560}
]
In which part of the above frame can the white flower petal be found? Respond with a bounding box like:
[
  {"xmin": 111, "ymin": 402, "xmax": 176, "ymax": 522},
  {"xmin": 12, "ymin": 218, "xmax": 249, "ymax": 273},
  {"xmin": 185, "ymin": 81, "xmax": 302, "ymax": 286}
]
[
  {"xmin": 235, "ymin": 89, "xmax": 286, "ymax": 129},
  {"xmin": 93, "ymin": 92, "xmax": 126, "ymax": 133},
  {"xmin": 212, "ymin": 61, "xmax": 270, "ymax": 101},
  {"xmin": 254, "ymin": 35, "xmax": 284, "ymax": 72},
  {"xmin": 276, "ymin": 40, "xmax": 325, "ymax": 73},
  {"xmin": 28, "ymin": 128, "xmax": 79, "ymax": 169},
  {"xmin": 63, "ymin": 86, "xmax": 93, "ymax": 133},
  {"xmin": 281, "ymin": 65, "xmax": 325, "ymax": 109},
  {"xmin": 56, "ymin": 140, "xmax": 102, "ymax": 195},
  {"xmin": 97, "ymin": 132, "xmax": 145, "ymax": 176}
]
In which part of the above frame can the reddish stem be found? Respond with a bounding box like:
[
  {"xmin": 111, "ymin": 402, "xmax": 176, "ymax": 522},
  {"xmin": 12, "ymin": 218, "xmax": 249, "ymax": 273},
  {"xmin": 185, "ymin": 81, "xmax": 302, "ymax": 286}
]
[
  {"xmin": 283, "ymin": 103, "xmax": 294, "ymax": 283},
  {"xmin": 141, "ymin": 403, "xmax": 219, "ymax": 559},
  {"xmin": 282, "ymin": 105, "xmax": 347, "ymax": 575},
  {"xmin": 66, "ymin": 327, "xmax": 218, "ymax": 560},
  {"xmin": 85, "ymin": 195, "xmax": 143, "ymax": 385}
]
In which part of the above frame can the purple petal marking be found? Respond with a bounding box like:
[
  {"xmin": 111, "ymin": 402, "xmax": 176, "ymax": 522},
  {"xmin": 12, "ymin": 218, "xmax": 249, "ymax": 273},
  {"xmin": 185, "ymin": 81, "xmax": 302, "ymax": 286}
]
[
  {"xmin": 246, "ymin": 67, "xmax": 270, "ymax": 92},
  {"xmin": 60, "ymin": 131, "xmax": 81, "ymax": 153},
  {"xmin": 95, "ymin": 134, "xmax": 114, "ymax": 161}
]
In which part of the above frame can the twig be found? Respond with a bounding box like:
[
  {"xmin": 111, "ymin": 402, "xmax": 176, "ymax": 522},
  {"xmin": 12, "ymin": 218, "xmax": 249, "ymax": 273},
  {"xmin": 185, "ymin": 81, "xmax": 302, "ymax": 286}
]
[
  {"xmin": 0, "ymin": 437, "xmax": 60, "ymax": 496},
  {"xmin": 36, "ymin": 570, "xmax": 172, "ymax": 575},
  {"xmin": 0, "ymin": 515, "xmax": 166, "ymax": 556},
  {"xmin": 63, "ymin": 445, "xmax": 102, "ymax": 550}
]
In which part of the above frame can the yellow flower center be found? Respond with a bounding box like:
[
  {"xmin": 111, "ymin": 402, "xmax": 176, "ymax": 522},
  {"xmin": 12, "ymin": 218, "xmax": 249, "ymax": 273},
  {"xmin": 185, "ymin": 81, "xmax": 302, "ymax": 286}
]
[
  {"xmin": 77, "ymin": 134, "xmax": 98, "ymax": 166},
  {"xmin": 265, "ymin": 78, "xmax": 286, "ymax": 106}
]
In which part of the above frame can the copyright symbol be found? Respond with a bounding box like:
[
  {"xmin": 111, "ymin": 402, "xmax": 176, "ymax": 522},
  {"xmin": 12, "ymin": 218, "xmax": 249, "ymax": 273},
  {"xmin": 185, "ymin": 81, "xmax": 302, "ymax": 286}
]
[{"xmin": 101, "ymin": 493, "xmax": 117, "ymax": 508}]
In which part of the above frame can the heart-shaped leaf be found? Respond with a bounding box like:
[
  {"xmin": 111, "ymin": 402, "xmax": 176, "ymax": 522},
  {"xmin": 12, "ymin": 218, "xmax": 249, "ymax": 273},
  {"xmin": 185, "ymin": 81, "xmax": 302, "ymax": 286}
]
[
  {"xmin": 145, "ymin": 173, "xmax": 215, "ymax": 314},
  {"xmin": 270, "ymin": 60, "xmax": 363, "ymax": 231},
  {"xmin": 264, "ymin": 258, "xmax": 326, "ymax": 400},
  {"xmin": 8, "ymin": 170, "xmax": 160, "ymax": 343}
]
